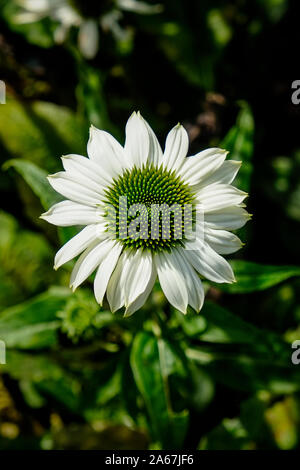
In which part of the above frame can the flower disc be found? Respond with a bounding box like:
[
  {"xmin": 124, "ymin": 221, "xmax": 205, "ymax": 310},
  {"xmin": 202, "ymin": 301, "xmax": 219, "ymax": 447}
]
[{"xmin": 104, "ymin": 164, "xmax": 194, "ymax": 251}]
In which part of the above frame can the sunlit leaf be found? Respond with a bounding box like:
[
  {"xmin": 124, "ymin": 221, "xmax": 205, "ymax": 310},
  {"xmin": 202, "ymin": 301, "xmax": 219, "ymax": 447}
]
[
  {"xmin": 4, "ymin": 159, "xmax": 62, "ymax": 210},
  {"xmin": 180, "ymin": 301, "xmax": 279, "ymax": 348},
  {"xmin": 199, "ymin": 419, "xmax": 250, "ymax": 450},
  {"xmin": 130, "ymin": 331, "xmax": 189, "ymax": 448},
  {"xmin": 0, "ymin": 98, "xmax": 87, "ymax": 172},
  {"xmin": 0, "ymin": 211, "xmax": 55, "ymax": 307},
  {"xmin": 0, "ymin": 287, "xmax": 71, "ymax": 349},
  {"xmin": 215, "ymin": 260, "xmax": 300, "ymax": 293},
  {"xmin": 201, "ymin": 355, "xmax": 300, "ymax": 394},
  {"xmin": 4, "ymin": 160, "xmax": 79, "ymax": 242},
  {"xmin": 3, "ymin": 350, "xmax": 81, "ymax": 412}
]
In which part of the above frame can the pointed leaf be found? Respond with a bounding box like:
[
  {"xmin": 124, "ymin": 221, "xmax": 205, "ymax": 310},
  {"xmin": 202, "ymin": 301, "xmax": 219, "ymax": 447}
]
[
  {"xmin": 130, "ymin": 331, "xmax": 189, "ymax": 448},
  {"xmin": 215, "ymin": 260, "xmax": 300, "ymax": 293}
]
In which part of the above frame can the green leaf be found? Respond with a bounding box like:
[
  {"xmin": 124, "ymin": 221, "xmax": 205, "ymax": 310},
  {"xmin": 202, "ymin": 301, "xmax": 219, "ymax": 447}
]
[
  {"xmin": 157, "ymin": 18, "xmax": 217, "ymax": 90},
  {"xmin": 240, "ymin": 397, "xmax": 276, "ymax": 447},
  {"xmin": 0, "ymin": 267, "xmax": 22, "ymax": 310},
  {"xmin": 130, "ymin": 331, "xmax": 189, "ymax": 448},
  {"xmin": 189, "ymin": 341, "xmax": 300, "ymax": 395},
  {"xmin": 0, "ymin": 211, "xmax": 56, "ymax": 308},
  {"xmin": 221, "ymin": 101, "xmax": 254, "ymax": 192},
  {"xmin": 121, "ymin": 349, "xmax": 140, "ymax": 422},
  {"xmin": 78, "ymin": 357, "xmax": 123, "ymax": 422},
  {"xmin": 180, "ymin": 301, "xmax": 278, "ymax": 347},
  {"xmin": 216, "ymin": 260, "xmax": 300, "ymax": 293},
  {"xmin": 0, "ymin": 98, "xmax": 87, "ymax": 172},
  {"xmin": 3, "ymin": 350, "xmax": 81, "ymax": 412},
  {"xmin": 32, "ymin": 101, "xmax": 88, "ymax": 156},
  {"xmin": 76, "ymin": 61, "xmax": 111, "ymax": 132},
  {"xmin": 58, "ymin": 226, "xmax": 81, "ymax": 245},
  {"xmin": 184, "ymin": 362, "xmax": 214, "ymax": 413},
  {"xmin": 19, "ymin": 381, "xmax": 47, "ymax": 409},
  {"xmin": 3, "ymin": 159, "xmax": 62, "ymax": 210},
  {"xmin": 0, "ymin": 287, "xmax": 72, "ymax": 349},
  {"xmin": 3, "ymin": 160, "xmax": 79, "ymax": 242},
  {"xmin": 204, "ymin": 355, "xmax": 300, "ymax": 394},
  {"xmin": 199, "ymin": 420, "xmax": 250, "ymax": 450}
]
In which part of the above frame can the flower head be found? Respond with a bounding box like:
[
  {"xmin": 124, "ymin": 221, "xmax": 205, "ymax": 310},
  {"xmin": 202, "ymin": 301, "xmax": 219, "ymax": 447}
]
[{"xmin": 41, "ymin": 112, "xmax": 250, "ymax": 315}]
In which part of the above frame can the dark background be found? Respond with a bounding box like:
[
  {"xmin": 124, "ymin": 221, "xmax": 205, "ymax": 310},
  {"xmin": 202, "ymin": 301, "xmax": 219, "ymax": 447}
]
[{"xmin": 1, "ymin": 0, "xmax": 300, "ymax": 450}]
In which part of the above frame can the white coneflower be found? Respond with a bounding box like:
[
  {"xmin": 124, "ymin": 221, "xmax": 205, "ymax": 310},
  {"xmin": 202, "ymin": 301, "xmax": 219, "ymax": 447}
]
[{"xmin": 41, "ymin": 112, "xmax": 250, "ymax": 315}]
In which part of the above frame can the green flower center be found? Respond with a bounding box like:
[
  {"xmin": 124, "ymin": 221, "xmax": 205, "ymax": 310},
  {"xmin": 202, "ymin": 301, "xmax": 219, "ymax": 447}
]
[{"xmin": 103, "ymin": 164, "xmax": 195, "ymax": 252}]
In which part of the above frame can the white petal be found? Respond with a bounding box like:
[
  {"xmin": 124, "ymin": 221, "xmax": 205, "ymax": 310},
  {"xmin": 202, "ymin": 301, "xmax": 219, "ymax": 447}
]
[
  {"xmin": 143, "ymin": 116, "xmax": 163, "ymax": 166},
  {"xmin": 125, "ymin": 262, "xmax": 157, "ymax": 316},
  {"xmin": 196, "ymin": 183, "xmax": 247, "ymax": 212},
  {"xmin": 47, "ymin": 172, "xmax": 103, "ymax": 206},
  {"xmin": 40, "ymin": 200, "xmax": 103, "ymax": 227},
  {"xmin": 68, "ymin": 240, "xmax": 99, "ymax": 288},
  {"xmin": 87, "ymin": 125, "xmax": 125, "ymax": 177},
  {"xmin": 13, "ymin": 12, "xmax": 44, "ymax": 23},
  {"xmin": 191, "ymin": 160, "xmax": 241, "ymax": 190},
  {"xmin": 178, "ymin": 148, "xmax": 227, "ymax": 186},
  {"xmin": 107, "ymin": 250, "xmax": 132, "ymax": 312},
  {"xmin": 124, "ymin": 111, "xmax": 152, "ymax": 168},
  {"xmin": 78, "ymin": 19, "xmax": 99, "ymax": 59},
  {"xmin": 55, "ymin": 4, "xmax": 80, "ymax": 25},
  {"xmin": 182, "ymin": 241, "xmax": 235, "ymax": 283},
  {"xmin": 61, "ymin": 154, "xmax": 111, "ymax": 187},
  {"xmin": 205, "ymin": 206, "xmax": 251, "ymax": 230},
  {"xmin": 205, "ymin": 226, "xmax": 243, "ymax": 254},
  {"xmin": 18, "ymin": 0, "xmax": 51, "ymax": 12},
  {"xmin": 163, "ymin": 123, "xmax": 189, "ymax": 172},
  {"xmin": 173, "ymin": 249, "xmax": 204, "ymax": 312},
  {"xmin": 124, "ymin": 250, "xmax": 153, "ymax": 306},
  {"xmin": 54, "ymin": 224, "xmax": 100, "ymax": 269},
  {"xmin": 203, "ymin": 160, "xmax": 241, "ymax": 185},
  {"xmin": 70, "ymin": 238, "xmax": 115, "ymax": 290},
  {"xmin": 155, "ymin": 251, "xmax": 189, "ymax": 313},
  {"xmin": 94, "ymin": 243, "xmax": 123, "ymax": 305},
  {"xmin": 117, "ymin": 0, "xmax": 163, "ymax": 14},
  {"xmin": 54, "ymin": 23, "xmax": 68, "ymax": 43}
]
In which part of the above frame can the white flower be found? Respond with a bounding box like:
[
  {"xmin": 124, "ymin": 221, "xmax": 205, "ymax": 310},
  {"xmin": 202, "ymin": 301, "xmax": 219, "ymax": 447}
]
[
  {"xmin": 13, "ymin": 0, "xmax": 98, "ymax": 59},
  {"xmin": 13, "ymin": 0, "xmax": 162, "ymax": 59},
  {"xmin": 14, "ymin": 1, "xmax": 81, "ymax": 29},
  {"xmin": 41, "ymin": 112, "xmax": 250, "ymax": 316}
]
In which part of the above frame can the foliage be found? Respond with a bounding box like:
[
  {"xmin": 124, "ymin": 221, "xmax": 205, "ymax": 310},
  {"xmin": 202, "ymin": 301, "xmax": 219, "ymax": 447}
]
[{"xmin": 0, "ymin": 0, "xmax": 300, "ymax": 451}]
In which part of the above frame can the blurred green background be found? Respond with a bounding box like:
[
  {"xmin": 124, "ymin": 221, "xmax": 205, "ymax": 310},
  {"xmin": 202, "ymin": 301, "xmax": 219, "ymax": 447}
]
[{"xmin": 1, "ymin": 0, "xmax": 300, "ymax": 450}]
